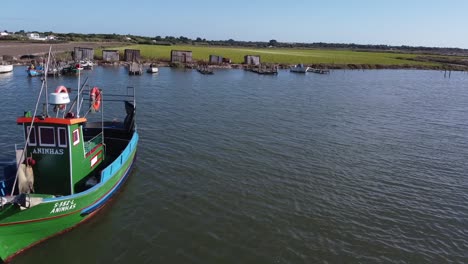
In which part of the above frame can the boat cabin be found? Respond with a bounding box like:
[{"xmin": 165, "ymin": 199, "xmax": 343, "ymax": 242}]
[{"xmin": 16, "ymin": 115, "xmax": 104, "ymax": 196}]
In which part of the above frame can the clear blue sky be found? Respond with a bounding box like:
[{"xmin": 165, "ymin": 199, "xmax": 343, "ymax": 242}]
[{"xmin": 1, "ymin": 0, "xmax": 467, "ymax": 48}]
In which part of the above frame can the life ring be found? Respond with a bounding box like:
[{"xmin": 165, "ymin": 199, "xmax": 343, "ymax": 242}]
[
  {"xmin": 90, "ymin": 87, "xmax": 101, "ymax": 112},
  {"xmin": 55, "ymin": 86, "xmax": 68, "ymax": 110},
  {"xmin": 55, "ymin": 86, "xmax": 68, "ymax": 93}
]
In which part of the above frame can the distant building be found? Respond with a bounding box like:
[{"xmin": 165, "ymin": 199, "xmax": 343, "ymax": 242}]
[
  {"xmin": 0, "ymin": 31, "xmax": 9, "ymax": 37},
  {"xmin": 244, "ymin": 55, "xmax": 260, "ymax": 65},
  {"xmin": 2, "ymin": 55, "xmax": 14, "ymax": 61},
  {"xmin": 102, "ymin": 50, "xmax": 120, "ymax": 62},
  {"xmin": 27, "ymin": 33, "xmax": 39, "ymax": 38},
  {"xmin": 27, "ymin": 33, "xmax": 46, "ymax": 41},
  {"xmin": 124, "ymin": 49, "xmax": 141, "ymax": 62},
  {"xmin": 171, "ymin": 50, "xmax": 192, "ymax": 63},
  {"xmin": 209, "ymin": 55, "xmax": 223, "ymax": 64},
  {"xmin": 73, "ymin": 47, "xmax": 94, "ymax": 61}
]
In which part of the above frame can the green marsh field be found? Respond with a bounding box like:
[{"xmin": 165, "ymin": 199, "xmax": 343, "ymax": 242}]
[{"xmin": 96, "ymin": 44, "xmax": 458, "ymax": 68}]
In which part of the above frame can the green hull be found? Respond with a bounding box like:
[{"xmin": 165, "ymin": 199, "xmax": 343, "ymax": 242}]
[{"xmin": 0, "ymin": 132, "xmax": 138, "ymax": 262}]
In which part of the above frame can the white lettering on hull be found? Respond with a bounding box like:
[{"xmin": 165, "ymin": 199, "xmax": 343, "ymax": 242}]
[
  {"xmin": 50, "ymin": 200, "xmax": 76, "ymax": 214},
  {"xmin": 32, "ymin": 148, "xmax": 64, "ymax": 155}
]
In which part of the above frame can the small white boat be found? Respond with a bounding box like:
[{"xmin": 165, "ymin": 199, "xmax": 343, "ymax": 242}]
[
  {"xmin": 147, "ymin": 64, "xmax": 159, "ymax": 73},
  {"xmin": 79, "ymin": 60, "xmax": 94, "ymax": 69},
  {"xmin": 290, "ymin": 64, "xmax": 310, "ymax": 73},
  {"xmin": 310, "ymin": 68, "xmax": 330, "ymax": 74},
  {"xmin": 0, "ymin": 64, "xmax": 13, "ymax": 74}
]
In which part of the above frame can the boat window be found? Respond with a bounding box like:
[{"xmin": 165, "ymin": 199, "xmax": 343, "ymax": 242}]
[
  {"xmin": 72, "ymin": 129, "xmax": 80, "ymax": 146},
  {"xmin": 39, "ymin": 126, "xmax": 56, "ymax": 147},
  {"xmin": 26, "ymin": 126, "xmax": 37, "ymax": 146},
  {"xmin": 58, "ymin": 127, "xmax": 67, "ymax": 147}
]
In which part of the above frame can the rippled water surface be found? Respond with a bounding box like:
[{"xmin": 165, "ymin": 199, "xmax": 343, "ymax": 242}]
[{"xmin": 2, "ymin": 66, "xmax": 467, "ymax": 263}]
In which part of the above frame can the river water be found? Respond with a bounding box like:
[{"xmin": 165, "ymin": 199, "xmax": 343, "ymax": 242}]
[{"xmin": 1, "ymin": 66, "xmax": 467, "ymax": 263}]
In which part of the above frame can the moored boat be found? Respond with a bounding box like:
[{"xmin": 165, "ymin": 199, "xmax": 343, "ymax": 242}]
[
  {"xmin": 46, "ymin": 67, "xmax": 61, "ymax": 77},
  {"xmin": 0, "ymin": 70, "xmax": 139, "ymax": 262},
  {"xmin": 309, "ymin": 68, "xmax": 330, "ymax": 74},
  {"xmin": 61, "ymin": 63, "xmax": 81, "ymax": 75},
  {"xmin": 79, "ymin": 60, "xmax": 94, "ymax": 70},
  {"xmin": 290, "ymin": 63, "xmax": 310, "ymax": 73},
  {"xmin": 26, "ymin": 64, "xmax": 44, "ymax": 77},
  {"xmin": 0, "ymin": 64, "xmax": 13, "ymax": 74},
  {"xmin": 147, "ymin": 64, "xmax": 159, "ymax": 73},
  {"xmin": 197, "ymin": 65, "xmax": 213, "ymax": 75}
]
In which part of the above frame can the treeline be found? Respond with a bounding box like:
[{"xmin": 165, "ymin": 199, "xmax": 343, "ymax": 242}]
[
  {"xmin": 204, "ymin": 40, "xmax": 468, "ymax": 56},
  {"xmin": 4, "ymin": 31, "xmax": 468, "ymax": 56}
]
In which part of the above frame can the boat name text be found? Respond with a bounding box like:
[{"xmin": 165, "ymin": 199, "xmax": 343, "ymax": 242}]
[
  {"xmin": 50, "ymin": 200, "xmax": 76, "ymax": 214},
  {"xmin": 32, "ymin": 148, "xmax": 64, "ymax": 155}
]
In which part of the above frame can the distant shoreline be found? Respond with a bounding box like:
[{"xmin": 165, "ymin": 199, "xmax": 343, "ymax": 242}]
[
  {"xmin": 0, "ymin": 41, "xmax": 123, "ymax": 57},
  {"xmin": 135, "ymin": 61, "xmax": 466, "ymax": 71},
  {"xmin": 1, "ymin": 41, "xmax": 467, "ymax": 71}
]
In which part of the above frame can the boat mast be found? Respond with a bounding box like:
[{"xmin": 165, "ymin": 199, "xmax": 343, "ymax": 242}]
[
  {"xmin": 77, "ymin": 67, "xmax": 81, "ymax": 117},
  {"xmin": 101, "ymin": 91, "xmax": 104, "ymax": 145},
  {"xmin": 44, "ymin": 46, "xmax": 52, "ymax": 117},
  {"xmin": 11, "ymin": 77, "xmax": 47, "ymax": 195}
]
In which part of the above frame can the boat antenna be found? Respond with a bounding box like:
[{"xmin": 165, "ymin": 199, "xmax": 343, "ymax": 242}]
[
  {"xmin": 66, "ymin": 76, "xmax": 88, "ymax": 117},
  {"xmin": 101, "ymin": 90, "xmax": 104, "ymax": 145},
  {"xmin": 77, "ymin": 66, "xmax": 81, "ymax": 117},
  {"xmin": 44, "ymin": 46, "xmax": 52, "ymax": 117}
]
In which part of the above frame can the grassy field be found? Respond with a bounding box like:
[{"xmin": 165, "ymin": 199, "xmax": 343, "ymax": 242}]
[{"xmin": 96, "ymin": 44, "xmax": 441, "ymax": 67}]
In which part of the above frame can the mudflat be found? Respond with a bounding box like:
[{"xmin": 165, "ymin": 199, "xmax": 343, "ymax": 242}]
[{"xmin": 0, "ymin": 41, "xmax": 124, "ymax": 57}]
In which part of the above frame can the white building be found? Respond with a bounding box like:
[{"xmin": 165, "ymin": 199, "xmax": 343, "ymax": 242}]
[{"xmin": 27, "ymin": 33, "xmax": 46, "ymax": 41}]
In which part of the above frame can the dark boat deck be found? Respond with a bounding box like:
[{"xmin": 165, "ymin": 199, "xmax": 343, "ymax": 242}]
[{"xmin": 0, "ymin": 161, "xmax": 16, "ymax": 196}]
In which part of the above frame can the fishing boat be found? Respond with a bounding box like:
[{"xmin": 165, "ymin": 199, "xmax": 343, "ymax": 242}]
[
  {"xmin": 61, "ymin": 63, "xmax": 81, "ymax": 75},
  {"xmin": 79, "ymin": 60, "xmax": 94, "ymax": 70},
  {"xmin": 46, "ymin": 61, "xmax": 61, "ymax": 77},
  {"xmin": 197, "ymin": 65, "xmax": 213, "ymax": 75},
  {"xmin": 26, "ymin": 64, "xmax": 44, "ymax": 77},
  {"xmin": 46, "ymin": 54, "xmax": 63, "ymax": 76},
  {"xmin": 309, "ymin": 68, "xmax": 330, "ymax": 74},
  {"xmin": 250, "ymin": 64, "xmax": 278, "ymax": 75},
  {"xmin": 290, "ymin": 64, "xmax": 310, "ymax": 73},
  {"xmin": 146, "ymin": 64, "xmax": 159, "ymax": 73},
  {"xmin": 0, "ymin": 64, "xmax": 13, "ymax": 74},
  {"xmin": 0, "ymin": 67, "xmax": 139, "ymax": 262},
  {"xmin": 46, "ymin": 67, "xmax": 60, "ymax": 77}
]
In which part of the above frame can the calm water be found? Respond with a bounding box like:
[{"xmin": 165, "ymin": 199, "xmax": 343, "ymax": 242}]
[{"xmin": 1, "ymin": 66, "xmax": 467, "ymax": 263}]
